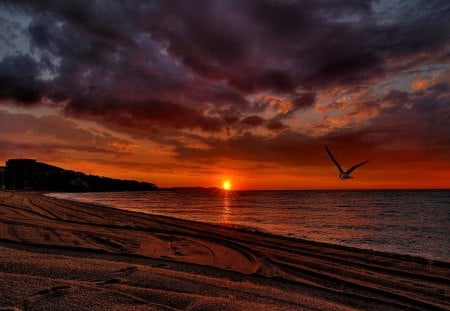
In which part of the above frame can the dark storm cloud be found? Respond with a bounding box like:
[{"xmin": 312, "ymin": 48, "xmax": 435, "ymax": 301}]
[
  {"xmin": 241, "ymin": 115, "xmax": 265, "ymax": 127},
  {"xmin": 0, "ymin": 0, "xmax": 449, "ymax": 139},
  {"xmin": 0, "ymin": 54, "xmax": 44, "ymax": 104},
  {"xmin": 172, "ymin": 72, "xmax": 450, "ymax": 167},
  {"xmin": 152, "ymin": 0, "xmax": 449, "ymax": 88},
  {"xmin": 0, "ymin": 110, "xmax": 137, "ymax": 154},
  {"xmin": 323, "ymin": 74, "xmax": 450, "ymax": 156},
  {"xmin": 64, "ymin": 97, "xmax": 224, "ymax": 133},
  {"xmin": 266, "ymin": 119, "xmax": 288, "ymax": 131},
  {"xmin": 0, "ymin": 140, "xmax": 125, "ymax": 157},
  {"xmin": 292, "ymin": 93, "xmax": 316, "ymax": 111},
  {"xmin": 174, "ymin": 131, "xmax": 320, "ymax": 166}
]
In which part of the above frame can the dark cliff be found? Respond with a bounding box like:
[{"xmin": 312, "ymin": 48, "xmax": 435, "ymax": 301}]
[{"xmin": 1, "ymin": 159, "xmax": 158, "ymax": 192}]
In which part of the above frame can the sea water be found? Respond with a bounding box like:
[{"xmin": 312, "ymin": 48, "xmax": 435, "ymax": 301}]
[{"xmin": 48, "ymin": 190, "xmax": 450, "ymax": 262}]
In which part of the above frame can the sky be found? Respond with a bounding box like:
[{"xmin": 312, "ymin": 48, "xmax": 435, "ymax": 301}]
[{"xmin": 0, "ymin": 0, "xmax": 449, "ymax": 190}]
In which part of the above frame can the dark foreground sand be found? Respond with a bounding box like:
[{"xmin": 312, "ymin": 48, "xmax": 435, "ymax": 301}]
[{"xmin": 0, "ymin": 191, "xmax": 448, "ymax": 310}]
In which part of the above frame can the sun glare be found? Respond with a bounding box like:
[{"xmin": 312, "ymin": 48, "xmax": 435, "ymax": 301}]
[{"xmin": 222, "ymin": 180, "xmax": 232, "ymax": 191}]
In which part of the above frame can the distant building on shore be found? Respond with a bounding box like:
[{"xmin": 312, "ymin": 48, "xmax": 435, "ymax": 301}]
[
  {"xmin": 4, "ymin": 159, "xmax": 38, "ymax": 190},
  {"xmin": 1, "ymin": 158, "xmax": 158, "ymax": 192}
]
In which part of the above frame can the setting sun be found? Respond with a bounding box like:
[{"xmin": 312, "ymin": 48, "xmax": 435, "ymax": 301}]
[{"xmin": 222, "ymin": 180, "xmax": 232, "ymax": 191}]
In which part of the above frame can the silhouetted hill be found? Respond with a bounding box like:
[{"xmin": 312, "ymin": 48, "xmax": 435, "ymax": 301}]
[{"xmin": 0, "ymin": 159, "xmax": 157, "ymax": 192}]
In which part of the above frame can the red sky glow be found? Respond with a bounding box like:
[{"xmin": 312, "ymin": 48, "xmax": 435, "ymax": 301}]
[{"xmin": 0, "ymin": 1, "xmax": 449, "ymax": 189}]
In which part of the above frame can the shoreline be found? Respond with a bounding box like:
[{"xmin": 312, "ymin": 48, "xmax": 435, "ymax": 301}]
[
  {"xmin": 1, "ymin": 190, "xmax": 449, "ymax": 310},
  {"xmin": 46, "ymin": 190, "xmax": 450, "ymax": 264}
]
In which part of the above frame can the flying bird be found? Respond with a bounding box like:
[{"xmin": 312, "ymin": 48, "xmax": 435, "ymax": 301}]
[{"xmin": 325, "ymin": 145, "xmax": 369, "ymax": 179}]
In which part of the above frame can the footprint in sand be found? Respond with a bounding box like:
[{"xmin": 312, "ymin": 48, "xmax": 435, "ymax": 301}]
[
  {"xmin": 155, "ymin": 263, "xmax": 168, "ymax": 268},
  {"xmin": 114, "ymin": 266, "xmax": 138, "ymax": 276},
  {"xmin": 170, "ymin": 245, "xmax": 186, "ymax": 256},
  {"xmin": 33, "ymin": 285, "xmax": 71, "ymax": 298},
  {"xmin": 96, "ymin": 266, "xmax": 139, "ymax": 285},
  {"xmin": 96, "ymin": 278, "xmax": 120, "ymax": 285},
  {"xmin": 23, "ymin": 285, "xmax": 71, "ymax": 308}
]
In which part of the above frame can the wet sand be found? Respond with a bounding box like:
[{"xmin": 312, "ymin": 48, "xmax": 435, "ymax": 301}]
[{"xmin": 0, "ymin": 191, "xmax": 448, "ymax": 310}]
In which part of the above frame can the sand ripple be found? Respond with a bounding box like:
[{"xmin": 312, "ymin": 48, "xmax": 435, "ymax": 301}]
[{"xmin": 0, "ymin": 191, "xmax": 449, "ymax": 310}]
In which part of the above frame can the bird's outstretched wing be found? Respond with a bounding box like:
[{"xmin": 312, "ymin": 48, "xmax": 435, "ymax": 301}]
[
  {"xmin": 325, "ymin": 145, "xmax": 344, "ymax": 173},
  {"xmin": 345, "ymin": 160, "xmax": 369, "ymax": 175}
]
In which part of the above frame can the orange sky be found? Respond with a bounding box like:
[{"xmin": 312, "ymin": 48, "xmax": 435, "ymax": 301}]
[
  {"xmin": 0, "ymin": 1, "xmax": 449, "ymax": 190},
  {"xmin": 1, "ymin": 103, "xmax": 449, "ymax": 190}
]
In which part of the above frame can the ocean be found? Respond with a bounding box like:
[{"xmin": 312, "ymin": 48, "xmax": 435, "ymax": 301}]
[{"xmin": 48, "ymin": 189, "xmax": 450, "ymax": 262}]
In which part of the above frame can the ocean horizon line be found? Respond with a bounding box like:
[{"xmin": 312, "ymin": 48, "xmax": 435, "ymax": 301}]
[{"xmin": 157, "ymin": 187, "xmax": 450, "ymax": 191}]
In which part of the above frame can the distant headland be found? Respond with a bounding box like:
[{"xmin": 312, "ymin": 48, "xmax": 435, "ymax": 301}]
[{"xmin": 0, "ymin": 159, "xmax": 158, "ymax": 192}]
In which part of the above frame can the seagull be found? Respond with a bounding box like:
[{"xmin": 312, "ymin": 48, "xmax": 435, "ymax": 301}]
[{"xmin": 325, "ymin": 145, "xmax": 369, "ymax": 179}]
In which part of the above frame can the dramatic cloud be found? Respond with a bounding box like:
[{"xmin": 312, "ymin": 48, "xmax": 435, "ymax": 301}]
[
  {"xmin": 0, "ymin": 110, "xmax": 137, "ymax": 158},
  {"xmin": 0, "ymin": 0, "xmax": 449, "ymax": 188},
  {"xmin": 0, "ymin": 54, "xmax": 45, "ymax": 103}
]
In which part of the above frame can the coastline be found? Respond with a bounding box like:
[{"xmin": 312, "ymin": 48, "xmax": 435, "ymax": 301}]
[
  {"xmin": 47, "ymin": 189, "xmax": 450, "ymax": 263},
  {"xmin": 0, "ymin": 190, "xmax": 449, "ymax": 310}
]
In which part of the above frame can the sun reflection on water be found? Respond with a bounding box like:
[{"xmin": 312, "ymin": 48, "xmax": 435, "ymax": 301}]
[{"xmin": 220, "ymin": 191, "xmax": 231, "ymax": 226}]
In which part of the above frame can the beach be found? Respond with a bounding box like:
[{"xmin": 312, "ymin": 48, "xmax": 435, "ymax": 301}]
[{"xmin": 0, "ymin": 191, "xmax": 448, "ymax": 310}]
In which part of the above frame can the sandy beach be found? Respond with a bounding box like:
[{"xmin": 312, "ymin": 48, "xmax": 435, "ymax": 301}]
[{"xmin": 0, "ymin": 191, "xmax": 448, "ymax": 310}]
